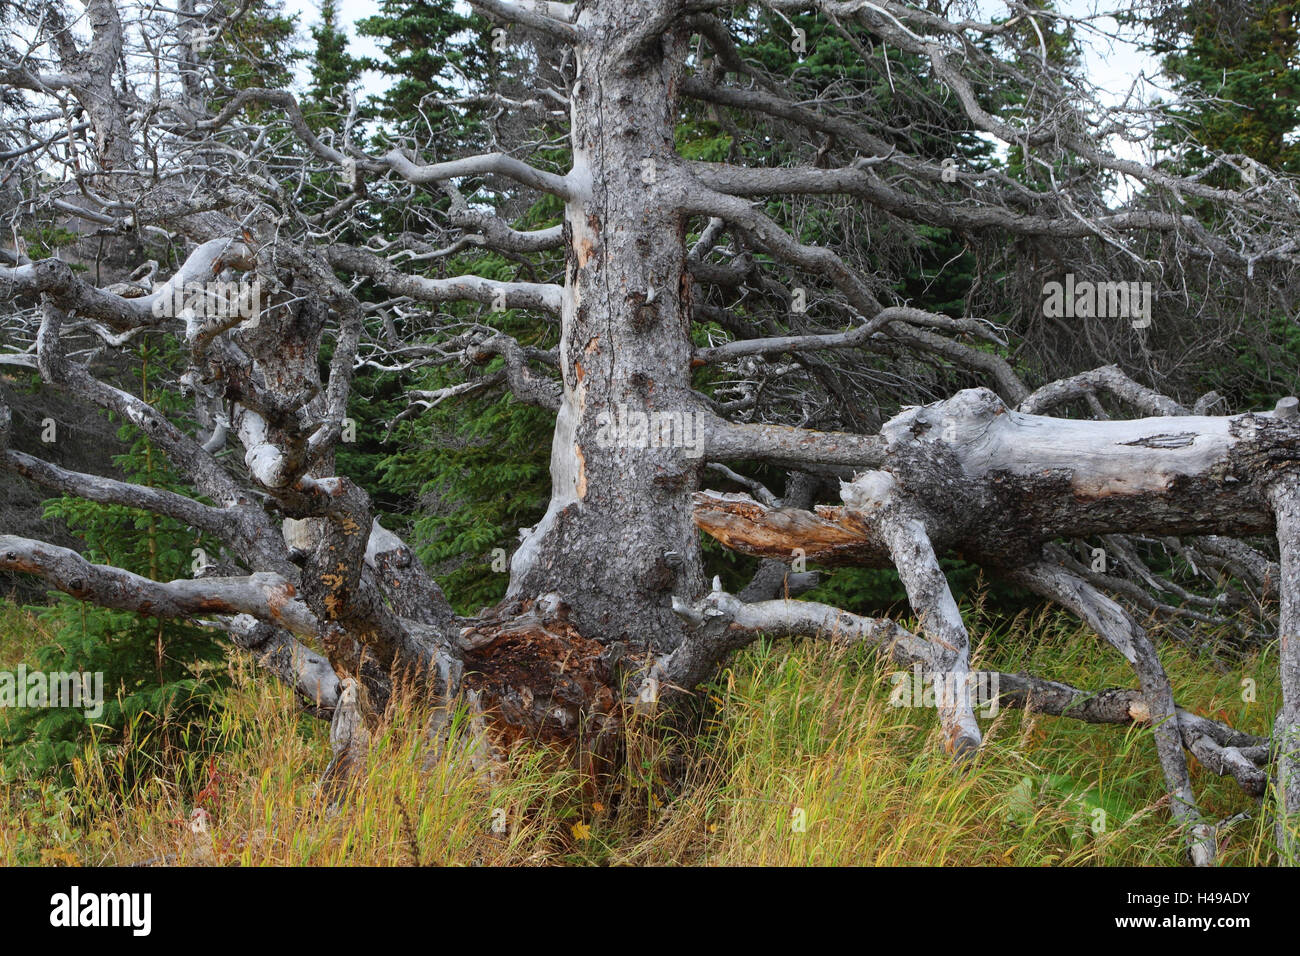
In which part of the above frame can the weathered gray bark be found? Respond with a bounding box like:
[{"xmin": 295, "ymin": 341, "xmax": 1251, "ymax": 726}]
[
  {"xmin": 504, "ymin": 1, "xmax": 704, "ymax": 651},
  {"xmin": 847, "ymin": 470, "xmax": 982, "ymax": 756},
  {"xmin": 689, "ymin": 387, "xmax": 1300, "ymax": 864},
  {"xmin": 1270, "ymin": 475, "xmax": 1300, "ymax": 857},
  {"xmin": 698, "ymin": 390, "xmax": 1297, "ymax": 563}
]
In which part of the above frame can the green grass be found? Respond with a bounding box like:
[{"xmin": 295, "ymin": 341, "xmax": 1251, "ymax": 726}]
[{"xmin": 0, "ymin": 597, "xmax": 1283, "ymax": 865}]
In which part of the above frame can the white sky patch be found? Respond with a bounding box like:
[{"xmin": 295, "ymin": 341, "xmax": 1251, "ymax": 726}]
[{"xmin": 284, "ymin": 0, "xmax": 392, "ymax": 96}]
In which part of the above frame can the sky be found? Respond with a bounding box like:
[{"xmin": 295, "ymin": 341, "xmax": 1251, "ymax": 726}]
[
  {"xmin": 1056, "ymin": 1, "xmax": 1170, "ymax": 110},
  {"xmin": 283, "ymin": 0, "xmax": 391, "ymax": 93}
]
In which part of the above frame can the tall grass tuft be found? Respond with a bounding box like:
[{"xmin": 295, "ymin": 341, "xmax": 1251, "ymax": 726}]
[{"xmin": 0, "ymin": 596, "xmax": 1283, "ymax": 865}]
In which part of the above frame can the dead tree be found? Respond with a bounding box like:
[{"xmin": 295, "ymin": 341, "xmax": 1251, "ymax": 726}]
[{"xmin": 1, "ymin": 0, "xmax": 1299, "ymax": 864}]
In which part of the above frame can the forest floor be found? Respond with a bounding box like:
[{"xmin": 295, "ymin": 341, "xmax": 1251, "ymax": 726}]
[{"xmin": 0, "ymin": 595, "xmax": 1282, "ymax": 866}]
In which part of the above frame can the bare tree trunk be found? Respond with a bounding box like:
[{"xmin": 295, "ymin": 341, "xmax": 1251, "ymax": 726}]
[
  {"xmin": 507, "ymin": 1, "xmax": 704, "ymax": 651},
  {"xmin": 1271, "ymin": 475, "xmax": 1300, "ymax": 857}
]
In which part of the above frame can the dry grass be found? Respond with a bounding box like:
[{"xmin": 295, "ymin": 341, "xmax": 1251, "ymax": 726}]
[{"xmin": 0, "ymin": 599, "xmax": 1284, "ymax": 866}]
